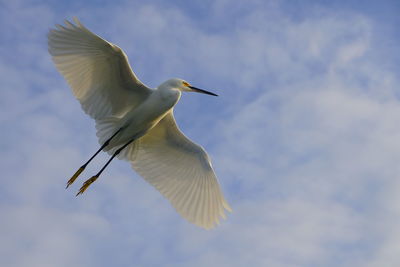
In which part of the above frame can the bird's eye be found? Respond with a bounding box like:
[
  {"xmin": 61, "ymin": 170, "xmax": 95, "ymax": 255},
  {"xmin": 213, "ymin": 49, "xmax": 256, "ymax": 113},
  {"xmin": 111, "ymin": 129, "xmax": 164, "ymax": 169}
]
[{"xmin": 182, "ymin": 81, "xmax": 190, "ymax": 87}]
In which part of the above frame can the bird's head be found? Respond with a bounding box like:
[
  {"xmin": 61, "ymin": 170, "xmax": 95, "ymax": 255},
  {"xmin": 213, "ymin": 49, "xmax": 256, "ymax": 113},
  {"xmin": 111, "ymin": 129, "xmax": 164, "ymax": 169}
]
[{"xmin": 160, "ymin": 78, "xmax": 218, "ymax": 96}]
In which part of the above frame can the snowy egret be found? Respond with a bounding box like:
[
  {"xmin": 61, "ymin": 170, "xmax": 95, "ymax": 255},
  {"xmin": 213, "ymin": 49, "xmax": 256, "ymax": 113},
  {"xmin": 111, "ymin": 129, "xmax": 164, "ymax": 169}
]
[{"xmin": 48, "ymin": 18, "xmax": 231, "ymax": 229}]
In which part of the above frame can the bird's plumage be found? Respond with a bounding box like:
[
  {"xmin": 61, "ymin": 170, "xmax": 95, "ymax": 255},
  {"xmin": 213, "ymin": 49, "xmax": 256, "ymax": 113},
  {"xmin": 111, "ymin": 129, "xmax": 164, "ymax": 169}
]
[
  {"xmin": 48, "ymin": 18, "xmax": 151, "ymax": 119},
  {"xmin": 129, "ymin": 112, "xmax": 231, "ymax": 229},
  {"xmin": 48, "ymin": 18, "xmax": 231, "ymax": 229}
]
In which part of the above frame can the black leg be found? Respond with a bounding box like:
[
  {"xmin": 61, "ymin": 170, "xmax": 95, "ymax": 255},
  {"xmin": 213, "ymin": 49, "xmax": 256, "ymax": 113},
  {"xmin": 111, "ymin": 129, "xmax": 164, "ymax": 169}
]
[
  {"xmin": 66, "ymin": 128, "xmax": 122, "ymax": 188},
  {"xmin": 76, "ymin": 137, "xmax": 136, "ymax": 196}
]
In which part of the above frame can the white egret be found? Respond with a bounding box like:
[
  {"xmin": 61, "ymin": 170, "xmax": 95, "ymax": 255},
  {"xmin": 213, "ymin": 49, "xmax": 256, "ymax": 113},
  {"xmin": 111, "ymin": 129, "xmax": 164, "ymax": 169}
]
[{"xmin": 47, "ymin": 18, "xmax": 231, "ymax": 229}]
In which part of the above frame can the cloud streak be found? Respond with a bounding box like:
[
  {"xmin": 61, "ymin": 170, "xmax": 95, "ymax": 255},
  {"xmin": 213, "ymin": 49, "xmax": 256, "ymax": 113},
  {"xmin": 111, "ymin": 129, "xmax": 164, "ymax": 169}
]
[{"xmin": 1, "ymin": 0, "xmax": 400, "ymax": 266}]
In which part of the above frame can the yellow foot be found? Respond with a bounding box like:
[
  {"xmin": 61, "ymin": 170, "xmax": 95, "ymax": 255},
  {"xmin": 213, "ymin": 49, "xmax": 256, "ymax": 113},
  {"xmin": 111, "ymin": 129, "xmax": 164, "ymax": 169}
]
[
  {"xmin": 66, "ymin": 166, "xmax": 85, "ymax": 189},
  {"xmin": 76, "ymin": 175, "xmax": 98, "ymax": 196}
]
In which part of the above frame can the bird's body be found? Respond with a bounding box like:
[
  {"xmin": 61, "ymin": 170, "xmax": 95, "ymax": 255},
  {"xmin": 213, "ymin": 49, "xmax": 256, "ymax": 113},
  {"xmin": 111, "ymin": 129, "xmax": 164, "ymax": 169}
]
[
  {"xmin": 48, "ymin": 18, "xmax": 231, "ymax": 229},
  {"xmin": 103, "ymin": 83, "xmax": 181, "ymax": 150}
]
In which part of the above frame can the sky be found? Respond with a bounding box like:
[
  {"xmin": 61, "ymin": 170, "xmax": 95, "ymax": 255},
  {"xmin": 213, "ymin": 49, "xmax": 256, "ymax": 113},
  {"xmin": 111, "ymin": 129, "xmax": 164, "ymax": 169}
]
[{"xmin": 1, "ymin": 0, "xmax": 400, "ymax": 266}]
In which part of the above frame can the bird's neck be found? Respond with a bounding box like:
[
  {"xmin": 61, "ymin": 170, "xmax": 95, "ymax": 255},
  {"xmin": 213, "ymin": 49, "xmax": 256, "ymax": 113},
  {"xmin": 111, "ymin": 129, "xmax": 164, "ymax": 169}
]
[{"xmin": 157, "ymin": 86, "xmax": 181, "ymax": 101}]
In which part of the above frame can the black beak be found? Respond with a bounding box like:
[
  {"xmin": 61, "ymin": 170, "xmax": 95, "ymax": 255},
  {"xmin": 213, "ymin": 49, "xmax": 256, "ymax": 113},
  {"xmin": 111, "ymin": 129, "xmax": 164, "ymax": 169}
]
[{"xmin": 189, "ymin": 86, "xmax": 218, "ymax": 96}]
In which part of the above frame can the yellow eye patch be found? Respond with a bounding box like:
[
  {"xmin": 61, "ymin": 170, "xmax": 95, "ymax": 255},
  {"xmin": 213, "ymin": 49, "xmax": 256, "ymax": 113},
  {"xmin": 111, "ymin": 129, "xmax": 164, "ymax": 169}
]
[{"xmin": 182, "ymin": 81, "xmax": 191, "ymax": 87}]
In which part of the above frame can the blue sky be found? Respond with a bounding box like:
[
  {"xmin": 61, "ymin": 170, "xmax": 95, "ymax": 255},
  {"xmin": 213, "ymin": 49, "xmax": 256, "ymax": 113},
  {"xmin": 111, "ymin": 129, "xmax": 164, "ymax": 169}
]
[{"xmin": 1, "ymin": 0, "xmax": 400, "ymax": 266}]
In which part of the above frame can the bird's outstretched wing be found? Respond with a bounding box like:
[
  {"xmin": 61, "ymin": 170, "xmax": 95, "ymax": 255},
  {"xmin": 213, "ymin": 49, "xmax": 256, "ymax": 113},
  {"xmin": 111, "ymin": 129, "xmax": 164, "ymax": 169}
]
[
  {"xmin": 48, "ymin": 18, "xmax": 151, "ymax": 120},
  {"xmin": 128, "ymin": 112, "xmax": 231, "ymax": 229}
]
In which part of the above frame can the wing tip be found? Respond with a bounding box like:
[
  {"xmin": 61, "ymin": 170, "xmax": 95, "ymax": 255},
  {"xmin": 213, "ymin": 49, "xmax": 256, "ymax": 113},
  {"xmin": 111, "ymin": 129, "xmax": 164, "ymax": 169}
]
[
  {"xmin": 48, "ymin": 17, "xmax": 83, "ymax": 33},
  {"xmin": 224, "ymin": 202, "xmax": 233, "ymax": 213},
  {"xmin": 188, "ymin": 202, "xmax": 232, "ymax": 230},
  {"xmin": 72, "ymin": 16, "xmax": 81, "ymax": 25}
]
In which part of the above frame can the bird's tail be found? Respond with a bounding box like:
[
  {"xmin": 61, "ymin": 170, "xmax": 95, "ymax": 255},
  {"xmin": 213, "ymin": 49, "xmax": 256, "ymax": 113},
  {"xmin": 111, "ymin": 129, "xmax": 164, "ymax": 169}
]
[
  {"xmin": 95, "ymin": 116, "xmax": 121, "ymax": 146},
  {"xmin": 95, "ymin": 116, "xmax": 138, "ymax": 160}
]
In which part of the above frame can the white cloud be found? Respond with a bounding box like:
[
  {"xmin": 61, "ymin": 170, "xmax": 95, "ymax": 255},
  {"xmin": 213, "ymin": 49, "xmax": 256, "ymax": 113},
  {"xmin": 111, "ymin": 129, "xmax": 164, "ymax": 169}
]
[{"xmin": 1, "ymin": 0, "xmax": 400, "ymax": 266}]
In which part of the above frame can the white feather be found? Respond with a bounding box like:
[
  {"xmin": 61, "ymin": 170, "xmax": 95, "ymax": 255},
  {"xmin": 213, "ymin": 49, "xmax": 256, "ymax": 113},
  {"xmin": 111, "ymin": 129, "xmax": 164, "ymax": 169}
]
[
  {"xmin": 129, "ymin": 112, "xmax": 232, "ymax": 229},
  {"xmin": 48, "ymin": 18, "xmax": 151, "ymax": 119}
]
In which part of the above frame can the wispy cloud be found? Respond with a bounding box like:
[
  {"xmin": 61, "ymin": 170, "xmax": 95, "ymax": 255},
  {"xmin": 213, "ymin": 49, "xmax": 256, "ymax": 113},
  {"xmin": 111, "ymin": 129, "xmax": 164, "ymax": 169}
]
[{"xmin": 1, "ymin": 0, "xmax": 400, "ymax": 266}]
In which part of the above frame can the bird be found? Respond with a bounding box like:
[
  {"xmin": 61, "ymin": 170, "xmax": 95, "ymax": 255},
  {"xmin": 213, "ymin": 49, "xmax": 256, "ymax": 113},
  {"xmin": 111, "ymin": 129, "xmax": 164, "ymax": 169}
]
[{"xmin": 47, "ymin": 18, "xmax": 231, "ymax": 229}]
